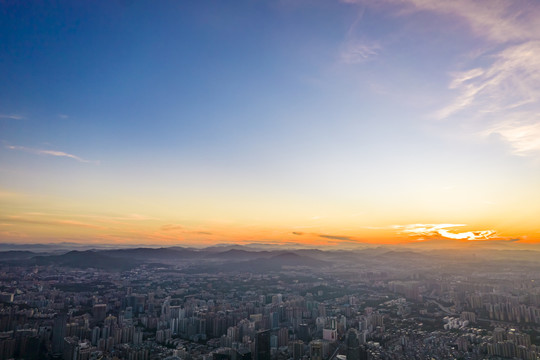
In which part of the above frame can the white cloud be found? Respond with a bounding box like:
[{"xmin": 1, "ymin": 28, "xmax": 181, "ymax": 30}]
[
  {"xmin": 394, "ymin": 223, "xmax": 497, "ymax": 241},
  {"xmin": 5, "ymin": 145, "xmax": 99, "ymax": 164},
  {"xmin": 340, "ymin": 41, "xmax": 380, "ymax": 64},
  {"xmin": 403, "ymin": 1, "xmax": 540, "ymax": 156},
  {"xmin": 346, "ymin": 0, "xmax": 540, "ymax": 156},
  {"xmin": 439, "ymin": 41, "xmax": 540, "ymax": 118},
  {"xmin": 484, "ymin": 117, "xmax": 540, "ymax": 155},
  {"xmin": 0, "ymin": 114, "xmax": 24, "ymax": 120}
]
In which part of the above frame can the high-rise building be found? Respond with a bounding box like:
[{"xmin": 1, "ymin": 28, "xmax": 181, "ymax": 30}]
[
  {"xmin": 270, "ymin": 312, "xmax": 279, "ymax": 329},
  {"xmin": 323, "ymin": 328, "xmax": 337, "ymax": 342},
  {"xmin": 0, "ymin": 293, "xmax": 14, "ymax": 303},
  {"xmin": 93, "ymin": 304, "xmax": 107, "ymax": 322},
  {"xmin": 310, "ymin": 339, "xmax": 323, "ymax": 360},
  {"xmin": 255, "ymin": 329, "xmax": 271, "ymax": 360},
  {"xmin": 346, "ymin": 328, "xmax": 360, "ymax": 360},
  {"xmin": 236, "ymin": 348, "xmax": 252, "ymax": 360},
  {"xmin": 291, "ymin": 340, "xmax": 304, "ymax": 360},
  {"xmin": 359, "ymin": 345, "xmax": 370, "ymax": 360},
  {"xmin": 278, "ymin": 327, "xmax": 289, "ymax": 347},
  {"xmin": 298, "ymin": 323, "xmax": 311, "ymax": 343},
  {"xmin": 52, "ymin": 313, "xmax": 67, "ymax": 355},
  {"xmin": 63, "ymin": 336, "xmax": 78, "ymax": 360}
]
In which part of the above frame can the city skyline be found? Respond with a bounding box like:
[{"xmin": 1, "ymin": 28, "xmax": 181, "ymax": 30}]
[{"xmin": 1, "ymin": 1, "xmax": 540, "ymax": 247}]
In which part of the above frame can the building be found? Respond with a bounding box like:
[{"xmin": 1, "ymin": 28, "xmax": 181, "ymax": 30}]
[
  {"xmin": 255, "ymin": 329, "xmax": 270, "ymax": 360},
  {"xmin": 310, "ymin": 339, "xmax": 323, "ymax": 360},
  {"xmin": 52, "ymin": 313, "xmax": 67, "ymax": 355},
  {"xmin": 346, "ymin": 329, "xmax": 360, "ymax": 360},
  {"xmin": 93, "ymin": 304, "xmax": 107, "ymax": 322}
]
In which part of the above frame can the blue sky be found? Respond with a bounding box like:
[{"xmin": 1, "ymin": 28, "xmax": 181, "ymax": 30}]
[{"xmin": 1, "ymin": 0, "xmax": 540, "ymax": 246}]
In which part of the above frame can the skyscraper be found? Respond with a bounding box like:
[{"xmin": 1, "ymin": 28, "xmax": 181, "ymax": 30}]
[
  {"xmin": 310, "ymin": 339, "xmax": 323, "ymax": 360},
  {"xmin": 346, "ymin": 328, "xmax": 360, "ymax": 360},
  {"xmin": 52, "ymin": 313, "xmax": 67, "ymax": 355},
  {"xmin": 255, "ymin": 329, "xmax": 271, "ymax": 360},
  {"xmin": 298, "ymin": 323, "xmax": 311, "ymax": 343},
  {"xmin": 93, "ymin": 303, "xmax": 107, "ymax": 322},
  {"xmin": 291, "ymin": 340, "xmax": 304, "ymax": 360}
]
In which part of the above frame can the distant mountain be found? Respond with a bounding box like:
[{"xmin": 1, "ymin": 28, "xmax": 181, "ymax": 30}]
[
  {"xmin": 201, "ymin": 244, "xmax": 266, "ymax": 252},
  {"xmin": 189, "ymin": 251, "xmax": 329, "ymax": 273},
  {"xmin": 241, "ymin": 252, "xmax": 328, "ymax": 271},
  {"xmin": 0, "ymin": 243, "xmax": 68, "ymax": 253},
  {"xmin": 372, "ymin": 250, "xmax": 428, "ymax": 262},
  {"xmin": 100, "ymin": 247, "xmax": 201, "ymax": 261},
  {"xmin": 31, "ymin": 250, "xmax": 139, "ymax": 271},
  {"xmin": 204, "ymin": 249, "xmax": 273, "ymax": 261},
  {"xmin": 0, "ymin": 251, "xmax": 38, "ymax": 260},
  {"xmin": 0, "ymin": 245, "xmax": 360, "ymax": 271},
  {"xmin": 290, "ymin": 249, "xmax": 326, "ymax": 258},
  {"xmin": 4, "ymin": 243, "xmax": 536, "ymax": 273}
]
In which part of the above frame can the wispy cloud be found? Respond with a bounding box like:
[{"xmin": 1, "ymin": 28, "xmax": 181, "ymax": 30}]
[
  {"xmin": 0, "ymin": 114, "xmax": 24, "ymax": 120},
  {"xmin": 483, "ymin": 115, "xmax": 540, "ymax": 155},
  {"xmin": 339, "ymin": 6, "xmax": 380, "ymax": 65},
  {"xmin": 319, "ymin": 234, "xmax": 355, "ymax": 241},
  {"xmin": 292, "ymin": 231, "xmax": 361, "ymax": 243},
  {"xmin": 393, "ymin": 223, "xmax": 497, "ymax": 241},
  {"xmin": 407, "ymin": 0, "xmax": 540, "ymax": 155},
  {"xmin": 161, "ymin": 224, "xmax": 184, "ymax": 231},
  {"xmin": 340, "ymin": 41, "xmax": 380, "ymax": 64},
  {"xmin": 347, "ymin": 0, "xmax": 540, "ymax": 156},
  {"xmin": 344, "ymin": 0, "xmax": 537, "ymax": 43},
  {"xmin": 5, "ymin": 145, "xmax": 99, "ymax": 164},
  {"xmin": 159, "ymin": 224, "xmax": 213, "ymax": 237},
  {"xmin": 0, "ymin": 216, "xmax": 106, "ymax": 230},
  {"xmin": 437, "ymin": 41, "xmax": 540, "ymax": 114}
]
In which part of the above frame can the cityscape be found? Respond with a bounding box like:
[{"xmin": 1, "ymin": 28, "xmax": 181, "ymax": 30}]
[
  {"xmin": 2, "ymin": 1, "xmax": 540, "ymax": 359},
  {"xmin": 0, "ymin": 244, "xmax": 538, "ymax": 359}
]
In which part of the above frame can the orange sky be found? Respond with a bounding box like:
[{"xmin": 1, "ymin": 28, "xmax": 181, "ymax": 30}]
[{"xmin": 1, "ymin": 0, "xmax": 540, "ymax": 248}]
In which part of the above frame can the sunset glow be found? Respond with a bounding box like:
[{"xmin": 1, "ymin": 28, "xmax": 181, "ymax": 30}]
[{"xmin": 1, "ymin": 1, "xmax": 540, "ymax": 248}]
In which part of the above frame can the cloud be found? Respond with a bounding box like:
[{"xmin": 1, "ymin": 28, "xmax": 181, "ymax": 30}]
[
  {"xmin": 0, "ymin": 114, "xmax": 24, "ymax": 120},
  {"xmin": 437, "ymin": 41, "xmax": 540, "ymax": 115},
  {"xmin": 5, "ymin": 145, "xmax": 100, "ymax": 164},
  {"xmin": 343, "ymin": 0, "xmax": 536, "ymax": 41},
  {"xmin": 0, "ymin": 216, "xmax": 105, "ymax": 230},
  {"xmin": 340, "ymin": 41, "xmax": 380, "ymax": 64},
  {"xmin": 408, "ymin": 1, "xmax": 536, "ymax": 43},
  {"xmin": 340, "ymin": 6, "xmax": 380, "ymax": 64},
  {"xmin": 161, "ymin": 224, "xmax": 184, "ymax": 231},
  {"xmin": 483, "ymin": 114, "xmax": 540, "ymax": 155},
  {"xmin": 408, "ymin": 1, "xmax": 540, "ymax": 156},
  {"xmin": 393, "ymin": 223, "xmax": 497, "ymax": 241},
  {"xmin": 159, "ymin": 225, "xmax": 212, "ymax": 236},
  {"xmin": 347, "ymin": 0, "xmax": 540, "ymax": 156},
  {"xmin": 123, "ymin": 213, "xmax": 158, "ymax": 221},
  {"xmin": 292, "ymin": 231, "xmax": 362, "ymax": 243},
  {"xmin": 440, "ymin": 40, "xmax": 540, "ymax": 154},
  {"xmin": 319, "ymin": 234, "xmax": 355, "ymax": 241}
]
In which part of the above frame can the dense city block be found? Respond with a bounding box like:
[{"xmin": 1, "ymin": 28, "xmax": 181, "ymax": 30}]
[{"xmin": 0, "ymin": 245, "xmax": 539, "ymax": 360}]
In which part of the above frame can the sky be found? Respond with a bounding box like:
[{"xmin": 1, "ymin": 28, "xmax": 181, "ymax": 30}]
[{"xmin": 1, "ymin": 0, "xmax": 540, "ymax": 248}]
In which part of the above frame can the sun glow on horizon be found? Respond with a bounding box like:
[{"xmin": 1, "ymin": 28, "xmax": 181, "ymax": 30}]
[{"xmin": 395, "ymin": 224, "xmax": 498, "ymax": 241}]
